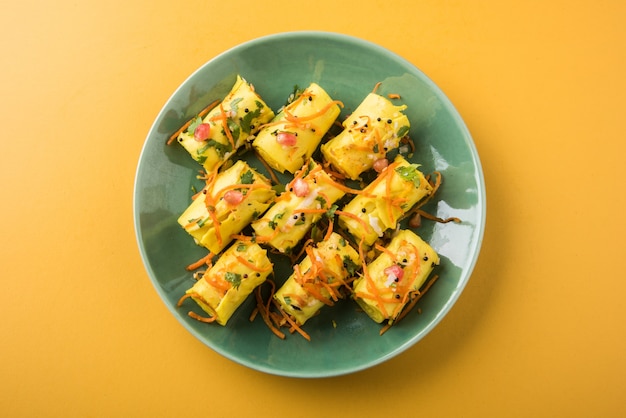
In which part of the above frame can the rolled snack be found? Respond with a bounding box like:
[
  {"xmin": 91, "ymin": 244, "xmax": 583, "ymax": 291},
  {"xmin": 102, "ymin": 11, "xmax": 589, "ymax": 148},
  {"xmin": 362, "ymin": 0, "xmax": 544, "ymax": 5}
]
[
  {"xmin": 321, "ymin": 93, "xmax": 410, "ymax": 180},
  {"xmin": 338, "ymin": 155, "xmax": 433, "ymax": 247},
  {"xmin": 252, "ymin": 83, "xmax": 342, "ymax": 173},
  {"xmin": 273, "ymin": 232, "xmax": 360, "ymax": 325},
  {"xmin": 182, "ymin": 241, "xmax": 273, "ymax": 325},
  {"xmin": 178, "ymin": 160, "xmax": 275, "ymax": 254},
  {"xmin": 251, "ymin": 160, "xmax": 345, "ymax": 253},
  {"xmin": 176, "ymin": 75, "xmax": 275, "ymax": 172},
  {"xmin": 352, "ymin": 229, "xmax": 439, "ymax": 324}
]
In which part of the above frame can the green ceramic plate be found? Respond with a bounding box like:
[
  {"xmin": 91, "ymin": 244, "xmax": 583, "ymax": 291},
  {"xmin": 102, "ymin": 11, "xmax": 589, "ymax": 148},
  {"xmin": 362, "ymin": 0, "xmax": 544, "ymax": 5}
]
[{"xmin": 134, "ymin": 31, "xmax": 485, "ymax": 378}]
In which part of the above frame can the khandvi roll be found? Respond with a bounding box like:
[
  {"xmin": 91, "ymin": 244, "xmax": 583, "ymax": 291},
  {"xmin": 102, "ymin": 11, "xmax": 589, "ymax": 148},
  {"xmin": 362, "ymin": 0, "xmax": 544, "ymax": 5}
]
[
  {"xmin": 338, "ymin": 155, "xmax": 433, "ymax": 247},
  {"xmin": 251, "ymin": 160, "xmax": 346, "ymax": 253},
  {"xmin": 178, "ymin": 160, "xmax": 275, "ymax": 255},
  {"xmin": 181, "ymin": 240, "xmax": 273, "ymax": 325},
  {"xmin": 273, "ymin": 232, "xmax": 360, "ymax": 325},
  {"xmin": 352, "ymin": 229, "xmax": 439, "ymax": 324},
  {"xmin": 252, "ymin": 83, "xmax": 342, "ymax": 173},
  {"xmin": 321, "ymin": 93, "xmax": 410, "ymax": 180},
  {"xmin": 175, "ymin": 75, "xmax": 275, "ymax": 172}
]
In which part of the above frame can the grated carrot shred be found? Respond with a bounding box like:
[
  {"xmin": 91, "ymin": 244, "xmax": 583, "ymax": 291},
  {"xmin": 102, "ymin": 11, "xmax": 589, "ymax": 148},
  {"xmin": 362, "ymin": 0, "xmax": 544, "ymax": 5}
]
[
  {"xmin": 186, "ymin": 252, "xmax": 214, "ymax": 271},
  {"xmin": 254, "ymin": 282, "xmax": 285, "ymax": 339},
  {"xmin": 209, "ymin": 102, "xmax": 237, "ymax": 151},
  {"xmin": 272, "ymin": 299, "xmax": 311, "ymax": 341},
  {"xmin": 285, "ymin": 100, "xmax": 343, "ymax": 123},
  {"xmin": 188, "ymin": 311, "xmax": 217, "ymax": 323}
]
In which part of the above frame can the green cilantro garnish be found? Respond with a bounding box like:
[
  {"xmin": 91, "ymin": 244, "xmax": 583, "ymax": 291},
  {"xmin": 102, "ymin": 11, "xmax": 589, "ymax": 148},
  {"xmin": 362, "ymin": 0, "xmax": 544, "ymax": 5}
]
[
  {"xmin": 187, "ymin": 116, "xmax": 203, "ymax": 134},
  {"xmin": 224, "ymin": 272, "xmax": 242, "ymax": 289},
  {"xmin": 395, "ymin": 165, "xmax": 421, "ymax": 187},
  {"xmin": 240, "ymin": 105, "xmax": 262, "ymax": 134},
  {"xmin": 229, "ymin": 97, "xmax": 243, "ymax": 114},
  {"xmin": 315, "ymin": 195, "xmax": 327, "ymax": 209},
  {"xmin": 268, "ymin": 212, "xmax": 285, "ymax": 230},
  {"xmin": 342, "ymin": 256, "xmax": 359, "ymax": 276},
  {"xmin": 197, "ymin": 139, "xmax": 233, "ymax": 158},
  {"xmin": 236, "ymin": 243, "xmax": 247, "ymax": 252},
  {"xmin": 325, "ymin": 204, "xmax": 338, "ymax": 219},
  {"xmin": 226, "ymin": 118, "xmax": 240, "ymax": 142},
  {"xmin": 239, "ymin": 170, "xmax": 254, "ymax": 185},
  {"xmin": 396, "ymin": 125, "xmax": 410, "ymax": 138}
]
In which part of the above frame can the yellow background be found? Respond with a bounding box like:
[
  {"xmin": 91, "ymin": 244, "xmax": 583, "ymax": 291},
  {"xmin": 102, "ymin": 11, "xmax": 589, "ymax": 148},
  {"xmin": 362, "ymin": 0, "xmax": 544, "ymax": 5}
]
[{"xmin": 2, "ymin": 0, "xmax": 625, "ymax": 416}]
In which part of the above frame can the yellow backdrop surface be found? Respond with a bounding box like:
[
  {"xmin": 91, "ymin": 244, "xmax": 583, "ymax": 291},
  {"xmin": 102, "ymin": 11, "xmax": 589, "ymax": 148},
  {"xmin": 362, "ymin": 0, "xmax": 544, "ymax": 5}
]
[{"xmin": 1, "ymin": 0, "xmax": 625, "ymax": 416}]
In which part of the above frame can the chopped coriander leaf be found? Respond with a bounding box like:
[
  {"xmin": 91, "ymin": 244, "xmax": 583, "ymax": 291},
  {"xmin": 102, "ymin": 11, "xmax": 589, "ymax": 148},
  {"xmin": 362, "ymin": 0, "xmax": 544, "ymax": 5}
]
[
  {"xmin": 239, "ymin": 170, "xmax": 254, "ymax": 185},
  {"xmin": 325, "ymin": 204, "xmax": 338, "ymax": 219},
  {"xmin": 283, "ymin": 295, "xmax": 292, "ymax": 305},
  {"xmin": 268, "ymin": 212, "xmax": 285, "ymax": 230},
  {"xmin": 396, "ymin": 125, "xmax": 410, "ymax": 138},
  {"xmin": 224, "ymin": 272, "xmax": 243, "ymax": 289},
  {"xmin": 226, "ymin": 118, "xmax": 241, "ymax": 142},
  {"xmin": 229, "ymin": 97, "xmax": 243, "ymax": 114},
  {"xmin": 197, "ymin": 139, "xmax": 233, "ymax": 158},
  {"xmin": 395, "ymin": 165, "xmax": 421, "ymax": 187},
  {"xmin": 187, "ymin": 116, "xmax": 203, "ymax": 134},
  {"xmin": 240, "ymin": 106, "xmax": 261, "ymax": 134},
  {"xmin": 342, "ymin": 256, "xmax": 359, "ymax": 276},
  {"xmin": 236, "ymin": 243, "xmax": 247, "ymax": 252},
  {"xmin": 315, "ymin": 195, "xmax": 327, "ymax": 208}
]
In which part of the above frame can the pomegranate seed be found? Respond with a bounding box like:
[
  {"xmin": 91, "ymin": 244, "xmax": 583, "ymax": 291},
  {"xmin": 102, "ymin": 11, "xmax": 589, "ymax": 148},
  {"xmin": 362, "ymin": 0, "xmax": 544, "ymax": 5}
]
[
  {"xmin": 194, "ymin": 123, "xmax": 211, "ymax": 142},
  {"xmin": 276, "ymin": 132, "xmax": 297, "ymax": 146},
  {"xmin": 223, "ymin": 190, "xmax": 244, "ymax": 205},
  {"xmin": 384, "ymin": 265, "xmax": 404, "ymax": 280},
  {"xmin": 373, "ymin": 158, "xmax": 389, "ymax": 173},
  {"xmin": 292, "ymin": 178, "xmax": 310, "ymax": 197}
]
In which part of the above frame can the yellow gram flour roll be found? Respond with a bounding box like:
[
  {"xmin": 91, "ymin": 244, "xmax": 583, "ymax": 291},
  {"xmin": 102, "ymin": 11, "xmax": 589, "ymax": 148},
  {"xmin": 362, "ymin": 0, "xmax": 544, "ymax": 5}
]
[
  {"xmin": 182, "ymin": 240, "xmax": 273, "ymax": 326},
  {"xmin": 338, "ymin": 155, "xmax": 433, "ymax": 247},
  {"xmin": 321, "ymin": 93, "xmax": 410, "ymax": 180},
  {"xmin": 352, "ymin": 229, "xmax": 439, "ymax": 324},
  {"xmin": 251, "ymin": 160, "xmax": 346, "ymax": 253},
  {"xmin": 252, "ymin": 83, "xmax": 342, "ymax": 173},
  {"xmin": 273, "ymin": 232, "xmax": 360, "ymax": 325},
  {"xmin": 176, "ymin": 75, "xmax": 275, "ymax": 172},
  {"xmin": 178, "ymin": 160, "xmax": 275, "ymax": 255}
]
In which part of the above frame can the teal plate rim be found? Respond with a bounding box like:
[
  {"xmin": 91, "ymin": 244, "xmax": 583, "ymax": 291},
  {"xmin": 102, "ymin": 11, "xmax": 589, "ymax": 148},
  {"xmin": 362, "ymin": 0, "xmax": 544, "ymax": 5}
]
[{"xmin": 133, "ymin": 31, "xmax": 486, "ymax": 378}]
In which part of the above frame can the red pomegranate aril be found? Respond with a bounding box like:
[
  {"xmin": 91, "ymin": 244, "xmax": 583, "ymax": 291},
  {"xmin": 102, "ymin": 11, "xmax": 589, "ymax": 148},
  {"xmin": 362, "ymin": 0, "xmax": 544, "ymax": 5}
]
[{"xmin": 194, "ymin": 123, "xmax": 211, "ymax": 142}]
